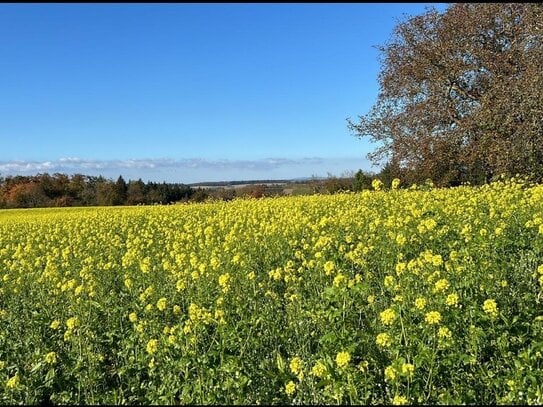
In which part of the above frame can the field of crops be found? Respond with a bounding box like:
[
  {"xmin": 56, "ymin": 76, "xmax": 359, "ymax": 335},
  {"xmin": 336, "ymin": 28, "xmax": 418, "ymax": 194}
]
[{"xmin": 1, "ymin": 177, "xmax": 543, "ymax": 404}]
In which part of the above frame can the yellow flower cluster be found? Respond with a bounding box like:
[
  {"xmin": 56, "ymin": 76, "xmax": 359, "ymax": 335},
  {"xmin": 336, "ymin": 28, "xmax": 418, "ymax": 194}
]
[
  {"xmin": 425, "ymin": 311, "xmax": 442, "ymax": 325},
  {"xmin": 289, "ymin": 356, "xmax": 304, "ymax": 380},
  {"xmin": 311, "ymin": 360, "xmax": 328, "ymax": 378},
  {"xmin": 376, "ymin": 333, "xmax": 392, "ymax": 348},
  {"xmin": 45, "ymin": 351, "xmax": 58, "ymax": 364},
  {"xmin": 323, "ymin": 261, "xmax": 335, "ymax": 275},
  {"xmin": 384, "ymin": 365, "xmax": 397, "ymax": 381},
  {"xmin": 66, "ymin": 316, "xmax": 80, "ymax": 330},
  {"xmin": 335, "ymin": 351, "xmax": 351, "ymax": 369},
  {"xmin": 156, "ymin": 297, "xmax": 167, "ymax": 311},
  {"xmin": 401, "ymin": 363, "xmax": 414, "ymax": 376},
  {"xmin": 284, "ymin": 380, "xmax": 296, "ymax": 396},
  {"xmin": 483, "ymin": 299, "xmax": 498, "ymax": 318},
  {"xmin": 438, "ymin": 326, "xmax": 452, "ymax": 340},
  {"xmin": 372, "ymin": 179, "xmax": 384, "ymax": 191},
  {"xmin": 415, "ymin": 298, "xmax": 427, "ymax": 310},
  {"xmin": 392, "ymin": 395, "xmax": 408, "ymax": 405},
  {"xmin": 6, "ymin": 374, "xmax": 19, "ymax": 389},
  {"xmin": 380, "ymin": 308, "xmax": 397, "ymax": 326},
  {"xmin": 218, "ymin": 272, "xmax": 231, "ymax": 293},
  {"xmin": 434, "ymin": 278, "xmax": 449, "ymax": 293},
  {"xmin": 289, "ymin": 357, "xmax": 302, "ymax": 373},
  {"xmin": 146, "ymin": 339, "xmax": 158, "ymax": 355},
  {"xmin": 445, "ymin": 293, "xmax": 459, "ymax": 307}
]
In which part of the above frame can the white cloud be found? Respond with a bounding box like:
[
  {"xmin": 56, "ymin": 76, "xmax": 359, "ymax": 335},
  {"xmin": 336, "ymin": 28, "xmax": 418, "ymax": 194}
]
[
  {"xmin": 0, "ymin": 156, "xmax": 374, "ymax": 183},
  {"xmin": 0, "ymin": 156, "xmax": 328, "ymax": 174}
]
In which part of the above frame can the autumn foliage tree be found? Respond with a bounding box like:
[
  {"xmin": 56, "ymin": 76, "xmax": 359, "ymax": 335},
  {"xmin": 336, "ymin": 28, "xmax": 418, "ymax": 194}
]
[
  {"xmin": 0, "ymin": 173, "xmax": 195, "ymax": 208},
  {"xmin": 349, "ymin": 3, "xmax": 543, "ymax": 186}
]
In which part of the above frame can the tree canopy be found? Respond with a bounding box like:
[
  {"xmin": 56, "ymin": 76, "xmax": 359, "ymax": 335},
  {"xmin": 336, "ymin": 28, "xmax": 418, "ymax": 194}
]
[
  {"xmin": 349, "ymin": 3, "xmax": 543, "ymax": 186},
  {"xmin": 0, "ymin": 173, "xmax": 194, "ymax": 208}
]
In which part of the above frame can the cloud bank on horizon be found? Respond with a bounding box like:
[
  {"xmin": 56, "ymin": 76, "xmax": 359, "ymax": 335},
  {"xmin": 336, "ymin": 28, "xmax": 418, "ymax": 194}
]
[
  {"xmin": 0, "ymin": 156, "xmax": 329, "ymax": 172},
  {"xmin": 0, "ymin": 156, "xmax": 375, "ymax": 183}
]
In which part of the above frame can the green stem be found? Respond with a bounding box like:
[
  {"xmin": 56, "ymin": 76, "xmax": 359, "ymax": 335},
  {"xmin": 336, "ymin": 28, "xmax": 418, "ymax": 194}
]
[
  {"xmin": 399, "ymin": 305, "xmax": 408, "ymax": 347},
  {"xmin": 424, "ymin": 331, "xmax": 438, "ymax": 401}
]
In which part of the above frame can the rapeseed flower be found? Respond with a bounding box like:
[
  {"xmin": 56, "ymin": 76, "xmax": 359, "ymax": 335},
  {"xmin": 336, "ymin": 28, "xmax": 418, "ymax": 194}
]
[
  {"xmin": 45, "ymin": 351, "xmax": 57, "ymax": 364},
  {"xmin": 148, "ymin": 357, "xmax": 156, "ymax": 369},
  {"xmin": 156, "ymin": 297, "xmax": 167, "ymax": 311},
  {"xmin": 214, "ymin": 308, "xmax": 226, "ymax": 324},
  {"xmin": 438, "ymin": 326, "xmax": 452, "ymax": 339},
  {"xmin": 311, "ymin": 360, "xmax": 328, "ymax": 378},
  {"xmin": 376, "ymin": 332, "xmax": 392, "ymax": 347},
  {"xmin": 392, "ymin": 395, "xmax": 408, "ymax": 405},
  {"xmin": 483, "ymin": 299, "xmax": 498, "ymax": 317},
  {"xmin": 434, "ymin": 278, "xmax": 449, "ymax": 293},
  {"xmin": 384, "ymin": 365, "xmax": 397, "ymax": 381},
  {"xmin": 289, "ymin": 357, "xmax": 303, "ymax": 375},
  {"xmin": 146, "ymin": 339, "xmax": 158, "ymax": 355},
  {"xmin": 176, "ymin": 279, "xmax": 186, "ymax": 291},
  {"xmin": 445, "ymin": 293, "xmax": 459, "ymax": 307},
  {"xmin": 285, "ymin": 380, "xmax": 296, "ymax": 396},
  {"xmin": 401, "ymin": 363, "xmax": 414, "ymax": 376},
  {"xmin": 415, "ymin": 298, "xmax": 427, "ymax": 310},
  {"xmin": 425, "ymin": 311, "xmax": 442, "ymax": 325},
  {"xmin": 218, "ymin": 273, "xmax": 231, "ymax": 292},
  {"xmin": 384, "ymin": 275, "xmax": 395, "ymax": 288},
  {"xmin": 372, "ymin": 179, "xmax": 383, "ymax": 191},
  {"xmin": 5, "ymin": 373, "xmax": 19, "ymax": 389},
  {"xmin": 358, "ymin": 360, "xmax": 369, "ymax": 373},
  {"xmin": 431, "ymin": 254, "xmax": 443, "ymax": 267},
  {"xmin": 66, "ymin": 316, "xmax": 79, "ymax": 330},
  {"xmin": 380, "ymin": 308, "xmax": 396, "ymax": 326},
  {"xmin": 336, "ymin": 351, "xmax": 351, "ymax": 369},
  {"xmin": 323, "ymin": 261, "xmax": 335, "ymax": 275},
  {"xmin": 333, "ymin": 273, "xmax": 346, "ymax": 287}
]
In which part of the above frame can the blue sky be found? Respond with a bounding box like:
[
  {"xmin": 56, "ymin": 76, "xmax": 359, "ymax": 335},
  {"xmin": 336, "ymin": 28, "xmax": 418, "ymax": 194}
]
[{"xmin": 0, "ymin": 3, "xmax": 447, "ymax": 183}]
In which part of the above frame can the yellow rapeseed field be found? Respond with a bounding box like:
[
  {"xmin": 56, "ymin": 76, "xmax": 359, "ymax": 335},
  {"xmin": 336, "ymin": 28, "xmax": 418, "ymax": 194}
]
[{"xmin": 1, "ymin": 177, "xmax": 543, "ymax": 404}]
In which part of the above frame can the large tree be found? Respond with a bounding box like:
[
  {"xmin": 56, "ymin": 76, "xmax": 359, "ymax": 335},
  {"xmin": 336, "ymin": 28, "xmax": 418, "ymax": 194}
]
[{"xmin": 349, "ymin": 3, "xmax": 543, "ymax": 185}]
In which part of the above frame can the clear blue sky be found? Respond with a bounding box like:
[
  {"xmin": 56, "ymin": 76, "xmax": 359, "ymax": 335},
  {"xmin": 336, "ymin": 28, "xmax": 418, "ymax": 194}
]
[{"xmin": 0, "ymin": 3, "xmax": 447, "ymax": 183}]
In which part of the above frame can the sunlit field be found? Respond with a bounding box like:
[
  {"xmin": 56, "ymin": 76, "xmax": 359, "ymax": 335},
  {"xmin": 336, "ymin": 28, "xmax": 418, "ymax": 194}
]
[{"xmin": 1, "ymin": 178, "xmax": 543, "ymax": 404}]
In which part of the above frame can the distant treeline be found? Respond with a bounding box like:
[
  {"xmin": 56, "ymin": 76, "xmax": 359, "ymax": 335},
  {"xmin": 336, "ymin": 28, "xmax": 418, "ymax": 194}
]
[
  {"xmin": 0, "ymin": 169, "xmax": 387, "ymax": 209},
  {"xmin": 0, "ymin": 173, "xmax": 193, "ymax": 208}
]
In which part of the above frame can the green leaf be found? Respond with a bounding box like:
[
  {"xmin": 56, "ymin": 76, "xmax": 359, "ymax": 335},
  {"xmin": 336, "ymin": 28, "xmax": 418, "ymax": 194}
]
[{"xmin": 276, "ymin": 352, "xmax": 285, "ymax": 373}]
